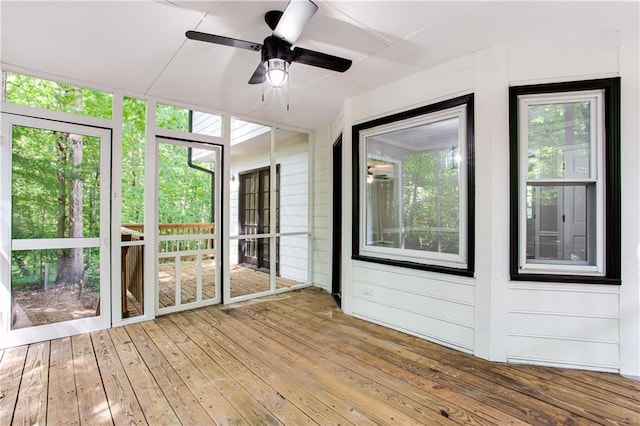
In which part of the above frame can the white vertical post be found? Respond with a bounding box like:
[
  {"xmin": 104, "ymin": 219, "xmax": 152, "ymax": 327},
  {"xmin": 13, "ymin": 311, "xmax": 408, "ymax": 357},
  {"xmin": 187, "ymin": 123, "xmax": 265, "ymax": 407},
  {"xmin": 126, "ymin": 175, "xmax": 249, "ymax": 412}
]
[
  {"xmin": 145, "ymin": 101, "xmax": 158, "ymax": 316},
  {"xmin": 619, "ymin": 27, "xmax": 640, "ymax": 378},
  {"xmin": 307, "ymin": 131, "xmax": 314, "ymax": 286},
  {"xmin": 222, "ymin": 113, "xmax": 232, "ymax": 304},
  {"xmin": 270, "ymin": 127, "xmax": 277, "ymax": 292},
  {"xmin": 111, "ymin": 92, "xmax": 123, "ymax": 325},
  {"xmin": 473, "ymin": 45, "xmax": 510, "ymax": 361}
]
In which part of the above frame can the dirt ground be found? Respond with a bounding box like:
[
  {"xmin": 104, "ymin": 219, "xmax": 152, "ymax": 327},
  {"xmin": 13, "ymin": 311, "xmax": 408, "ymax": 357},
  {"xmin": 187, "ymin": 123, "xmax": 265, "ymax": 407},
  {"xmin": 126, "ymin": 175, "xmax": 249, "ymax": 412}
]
[{"xmin": 12, "ymin": 285, "xmax": 99, "ymax": 329}]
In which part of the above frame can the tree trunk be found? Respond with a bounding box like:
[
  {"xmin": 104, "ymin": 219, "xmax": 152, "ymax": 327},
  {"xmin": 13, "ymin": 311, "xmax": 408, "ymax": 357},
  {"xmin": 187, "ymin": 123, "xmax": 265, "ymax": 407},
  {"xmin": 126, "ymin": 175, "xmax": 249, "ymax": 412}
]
[
  {"xmin": 55, "ymin": 133, "xmax": 68, "ymax": 286},
  {"xmin": 68, "ymin": 133, "xmax": 85, "ymax": 284},
  {"xmin": 54, "ymin": 133, "xmax": 85, "ymax": 286}
]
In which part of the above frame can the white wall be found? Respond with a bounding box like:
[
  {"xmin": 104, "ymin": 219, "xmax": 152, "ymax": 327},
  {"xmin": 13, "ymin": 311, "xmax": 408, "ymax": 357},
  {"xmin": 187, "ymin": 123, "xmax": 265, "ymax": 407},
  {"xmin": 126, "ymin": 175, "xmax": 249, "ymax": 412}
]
[
  {"xmin": 316, "ymin": 27, "xmax": 640, "ymax": 376},
  {"xmin": 312, "ymin": 125, "xmax": 332, "ymax": 291},
  {"xmin": 277, "ymin": 138, "xmax": 309, "ymax": 283}
]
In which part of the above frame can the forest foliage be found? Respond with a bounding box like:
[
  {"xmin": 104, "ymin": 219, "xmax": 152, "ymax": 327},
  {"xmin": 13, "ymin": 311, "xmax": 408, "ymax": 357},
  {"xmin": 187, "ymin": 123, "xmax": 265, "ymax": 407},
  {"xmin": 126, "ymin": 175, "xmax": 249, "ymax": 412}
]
[{"xmin": 3, "ymin": 72, "xmax": 215, "ymax": 290}]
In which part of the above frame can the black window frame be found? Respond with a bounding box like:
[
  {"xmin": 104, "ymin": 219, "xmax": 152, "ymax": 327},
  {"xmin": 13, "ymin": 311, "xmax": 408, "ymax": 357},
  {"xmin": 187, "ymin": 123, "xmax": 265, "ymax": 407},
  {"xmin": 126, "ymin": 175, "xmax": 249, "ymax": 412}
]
[
  {"xmin": 352, "ymin": 94, "xmax": 475, "ymax": 277},
  {"xmin": 509, "ymin": 78, "xmax": 621, "ymax": 284}
]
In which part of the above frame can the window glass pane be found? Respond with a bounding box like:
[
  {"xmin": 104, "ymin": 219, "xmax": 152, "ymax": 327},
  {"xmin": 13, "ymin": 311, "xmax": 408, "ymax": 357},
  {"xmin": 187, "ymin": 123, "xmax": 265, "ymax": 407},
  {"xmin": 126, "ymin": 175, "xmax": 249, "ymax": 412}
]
[
  {"xmin": 526, "ymin": 184, "xmax": 593, "ymax": 264},
  {"xmin": 527, "ymin": 101, "xmax": 591, "ymax": 180},
  {"xmin": 366, "ymin": 159, "xmax": 400, "ymax": 247},
  {"xmin": 3, "ymin": 72, "xmax": 112, "ymax": 119},
  {"xmin": 366, "ymin": 117, "xmax": 461, "ymax": 255},
  {"xmin": 12, "ymin": 126, "xmax": 101, "ymax": 239}
]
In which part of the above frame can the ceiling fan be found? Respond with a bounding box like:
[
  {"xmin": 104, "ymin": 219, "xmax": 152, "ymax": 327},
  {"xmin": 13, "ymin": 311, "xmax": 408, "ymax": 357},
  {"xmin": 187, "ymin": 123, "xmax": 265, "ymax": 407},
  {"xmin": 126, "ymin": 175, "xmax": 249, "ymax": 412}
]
[{"xmin": 185, "ymin": 0, "xmax": 352, "ymax": 88}]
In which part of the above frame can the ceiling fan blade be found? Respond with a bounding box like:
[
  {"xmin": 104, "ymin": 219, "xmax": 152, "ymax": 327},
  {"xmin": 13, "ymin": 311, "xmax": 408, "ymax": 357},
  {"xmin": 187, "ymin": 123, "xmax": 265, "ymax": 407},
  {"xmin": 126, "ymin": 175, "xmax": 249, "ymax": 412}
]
[
  {"xmin": 186, "ymin": 30, "xmax": 262, "ymax": 52},
  {"xmin": 292, "ymin": 47, "xmax": 352, "ymax": 73},
  {"xmin": 273, "ymin": 0, "xmax": 318, "ymax": 45},
  {"xmin": 248, "ymin": 62, "xmax": 267, "ymax": 84}
]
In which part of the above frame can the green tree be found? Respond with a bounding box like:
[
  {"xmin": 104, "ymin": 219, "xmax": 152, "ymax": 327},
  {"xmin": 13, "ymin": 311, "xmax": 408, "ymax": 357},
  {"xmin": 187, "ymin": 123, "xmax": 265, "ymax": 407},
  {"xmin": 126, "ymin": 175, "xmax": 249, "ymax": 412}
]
[
  {"xmin": 3, "ymin": 72, "xmax": 214, "ymax": 289},
  {"xmin": 4, "ymin": 73, "xmax": 106, "ymax": 287}
]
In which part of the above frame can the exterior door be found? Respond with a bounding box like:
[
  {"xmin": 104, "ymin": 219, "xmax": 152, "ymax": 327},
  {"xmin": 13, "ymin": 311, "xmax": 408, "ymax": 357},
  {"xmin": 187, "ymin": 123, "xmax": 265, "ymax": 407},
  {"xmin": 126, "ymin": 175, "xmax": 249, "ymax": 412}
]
[
  {"xmin": 331, "ymin": 137, "xmax": 342, "ymax": 306},
  {"xmin": 1, "ymin": 114, "xmax": 111, "ymax": 347},
  {"xmin": 238, "ymin": 167, "xmax": 279, "ymax": 270},
  {"xmin": 155, "ymin": 138, "xmax": 221, "ymax": 315}
]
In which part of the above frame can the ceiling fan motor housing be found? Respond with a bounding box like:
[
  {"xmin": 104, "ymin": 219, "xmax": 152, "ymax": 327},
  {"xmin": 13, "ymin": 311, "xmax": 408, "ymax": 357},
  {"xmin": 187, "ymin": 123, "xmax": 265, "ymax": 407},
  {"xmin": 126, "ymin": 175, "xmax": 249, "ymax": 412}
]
[{"xmin": 262, "ymin": 36, "xmax": 293, "ymax": 64}]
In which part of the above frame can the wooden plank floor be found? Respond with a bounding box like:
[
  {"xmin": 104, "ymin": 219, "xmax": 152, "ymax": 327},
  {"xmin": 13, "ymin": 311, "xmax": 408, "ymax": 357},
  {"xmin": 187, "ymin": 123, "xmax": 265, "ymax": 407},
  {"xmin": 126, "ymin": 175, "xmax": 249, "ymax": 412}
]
[{"xmin": 2, "ymin": 288, "xmax": 639, "ymax": 425}]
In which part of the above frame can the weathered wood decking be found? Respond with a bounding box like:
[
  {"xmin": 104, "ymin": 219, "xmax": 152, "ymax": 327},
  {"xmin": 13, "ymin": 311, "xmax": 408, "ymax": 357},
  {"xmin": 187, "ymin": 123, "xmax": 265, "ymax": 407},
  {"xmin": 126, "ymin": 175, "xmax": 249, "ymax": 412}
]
[
  {"xmin": 1, "ymin": 288, "xmax": 639, "ymax": 425},
  {"xmin": 157, "ymin": 261, "xmax": 302, "ymax": 308}
]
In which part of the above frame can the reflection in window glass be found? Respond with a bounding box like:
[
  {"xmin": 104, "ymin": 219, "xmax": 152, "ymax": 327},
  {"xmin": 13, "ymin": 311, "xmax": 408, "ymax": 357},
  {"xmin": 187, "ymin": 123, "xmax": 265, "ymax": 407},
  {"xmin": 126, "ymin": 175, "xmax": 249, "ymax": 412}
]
[
  {"xmin": 527, "ymin": 101, "xmax": 592, "ymax": 180},
  {"xmin": 3, "ymin": 72, "xmax": 113, "ymax": 119},
  {"xmin": 365, "ymin": 116, "xmax": 462, "ymax": 256},
  {"xmin": 526, "ymin": 185, "xmax": 593, "ymax": 264}
]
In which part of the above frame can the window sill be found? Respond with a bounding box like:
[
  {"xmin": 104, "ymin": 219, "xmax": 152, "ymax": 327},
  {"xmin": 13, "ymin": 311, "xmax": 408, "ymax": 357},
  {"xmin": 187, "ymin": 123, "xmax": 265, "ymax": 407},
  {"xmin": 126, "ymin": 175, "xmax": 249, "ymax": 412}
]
[
  {"xmin": 510, "ymin": 271, "xmax": 621, "ymax": 285},
  {"xmin": 352, "ymin": 254, "xmax": 474, "ymax": 277}
]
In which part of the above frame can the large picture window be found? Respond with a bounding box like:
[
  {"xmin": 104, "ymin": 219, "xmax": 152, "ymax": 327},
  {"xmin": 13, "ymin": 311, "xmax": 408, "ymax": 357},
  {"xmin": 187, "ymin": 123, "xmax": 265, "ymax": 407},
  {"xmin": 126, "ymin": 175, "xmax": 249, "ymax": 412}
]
[
  {"xmin": 509, "ymin": 78, "xmax": 620, "ymax": 283},
  {"xmin": 352, "ymin": 94, "xmax": 474, "ymax": 276}
]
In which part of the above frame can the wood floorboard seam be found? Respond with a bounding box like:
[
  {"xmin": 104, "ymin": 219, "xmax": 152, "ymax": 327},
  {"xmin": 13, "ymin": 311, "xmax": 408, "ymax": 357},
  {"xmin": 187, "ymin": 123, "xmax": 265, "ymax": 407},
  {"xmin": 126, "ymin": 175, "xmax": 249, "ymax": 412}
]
[
  {"xmin": 67, "ymin": 339, "xmax": 83, "ymax": 426},
  {"xmin": 197, "ymin": 306, "xmax": 453, "ymax": 425},
  {"xmin": 237, "ymin": 303, "xmax": 526, "ymax": 425},
  {"xmin": 166, "ymin": 311, "xmax": 319, "ymax": 425},
  {"xmin": 238, "ymin": 302, "xmax": 537, "ymax": 425},
  {"xmin": 264, "ymin": 302, "xmax": 608, "ymax": 421},
  {"xmin": 0, "ymin": 346, "xmax": 29, "ymax": 426},
  {"xmin": 4, "ymin": 288, "xmax": 640, "ymax": 426},
  {"xmin": 154, "ymin": 314, "xmax": 281, "ymax": 425},
  {"xmin": 91, "ymin": 330, "xmax": 147, "ymax": 425},
  {"xmin": 190, "ymin": 308, "xmax": 385, "ymax": 425},
  {"xmin": 109, "ymin": 326, "xmax": 181, "ymax": 424},
  {"xmin": 135, "ymin": 318, "xmax": 250, "ymax": 425},
  {"xmin": 182, "ymin": 308, "xmax": 356, "ymax": 425},
  {"xmin": 115, "ymin": 327, "xmax": 155, "ymax": 426},
  {"xmin": 87, "ymin": 331, "xmax": 119, "ymax": 425},
  {"xmin": 126, "ymin": 322, "xmax": 214, "ymax": 425},
  {"xmin": 243, "ymin": 309, "xmax": 476, "ymax": 423}
]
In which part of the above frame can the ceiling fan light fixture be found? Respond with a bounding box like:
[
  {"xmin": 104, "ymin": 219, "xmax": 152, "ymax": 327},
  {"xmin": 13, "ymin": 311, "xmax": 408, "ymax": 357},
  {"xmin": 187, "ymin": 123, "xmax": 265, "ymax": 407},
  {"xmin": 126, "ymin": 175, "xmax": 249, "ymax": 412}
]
[{"xmin": 265, "ymin": 58, "xmax": 289, "ymax": 88}]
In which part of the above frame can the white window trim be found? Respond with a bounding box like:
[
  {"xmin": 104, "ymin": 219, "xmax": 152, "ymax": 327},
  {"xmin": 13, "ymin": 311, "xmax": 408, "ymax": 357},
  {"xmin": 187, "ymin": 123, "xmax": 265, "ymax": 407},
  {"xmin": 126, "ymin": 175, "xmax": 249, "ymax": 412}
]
[
  {"xmin": 358, "ymin": 105, "xmax": 469, "ymax": 269},
  {"xmin": 517, "ymin": 90, "xmax": 605, "ymax": 276}
]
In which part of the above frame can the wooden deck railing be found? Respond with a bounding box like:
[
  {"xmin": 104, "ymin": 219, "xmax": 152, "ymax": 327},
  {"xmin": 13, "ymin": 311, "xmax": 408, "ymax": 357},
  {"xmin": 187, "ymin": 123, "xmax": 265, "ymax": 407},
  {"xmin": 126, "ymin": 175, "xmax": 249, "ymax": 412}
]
[
  {"xmin": 122, "ymin": 223, "xmax": 216, "ymax": 254},
  {"xmin": 121, "ymin": 227, "xmax": 144, "ymax": 318},
  {"xmin": 120, "ymin": 223, "xmax": 215, "ymax": 318}
]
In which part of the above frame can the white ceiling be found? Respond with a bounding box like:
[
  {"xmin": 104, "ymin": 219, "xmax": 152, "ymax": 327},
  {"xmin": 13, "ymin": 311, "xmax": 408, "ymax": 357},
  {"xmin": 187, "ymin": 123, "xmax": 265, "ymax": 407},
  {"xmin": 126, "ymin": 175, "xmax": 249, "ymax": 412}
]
[{"xmin": 1, "ymin": 1, "xmax": 637, "ymax": 130}]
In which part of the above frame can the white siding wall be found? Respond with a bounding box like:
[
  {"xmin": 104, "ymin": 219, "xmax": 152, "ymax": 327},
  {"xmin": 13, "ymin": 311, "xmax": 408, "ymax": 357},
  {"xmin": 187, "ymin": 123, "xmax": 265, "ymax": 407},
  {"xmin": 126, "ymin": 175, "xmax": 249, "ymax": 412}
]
[
  {"xmin": 278, "ymin": 140, "xmax": 309, "ymax": 282},
  {"xmin": 353, "ymin": 263, "xmax": 474, "ymax": 352},
  {"xmin": 312, "ymin": 126, "xmax": 332, "ymax": 291},
  {"xmin": 317, "ymin": 26, "xmax": 640, "ymax": 375},
  {"xmin": 507, "ymin": 284, "xmax": 620, "ymax": 371}
]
